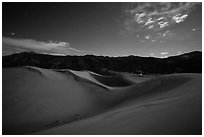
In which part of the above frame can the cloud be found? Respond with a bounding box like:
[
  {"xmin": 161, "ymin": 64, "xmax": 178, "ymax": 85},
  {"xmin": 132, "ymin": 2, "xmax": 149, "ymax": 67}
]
[
  {"xmin": 151, "ymin": 30, "xmax": 173, "ymax": 42},
  {"xmin": 123, "ymin": 2, "xmax": 200, "ymax": 33},
  {"xmin": 144, "ymin": 18, "xmax": 155, "ymax": 26},
  {"xmin": 161, "ymin": 52, "xmax": 168, "ymax": 55},
  {"xmin": 157, "ymin": 17, "xmax": 164, "ymax": 21},
  {"xmin": 2, "ymin": 37, "xmax": 88, "ymax": 56},
  {"xmin": 148, "ymin": 25, "xmax": 154, "ymax": 29},
  {"xmin": 158, "ymin": 21, "xmax": 168, "ymax": 28},
  {"xmin": 162, "ymin": 30, "xmax": 173, "ymax": 37},
  {"xmin": 135, "ymin": 13, "xmax": 146, "ymax": 24},
  {"xmin": 172, "ymin": 14, "xmax": 188, "ymax": 23},
  {"xmin": 145, "ymin": 35, "xmax": 150, "ymax": 39}
]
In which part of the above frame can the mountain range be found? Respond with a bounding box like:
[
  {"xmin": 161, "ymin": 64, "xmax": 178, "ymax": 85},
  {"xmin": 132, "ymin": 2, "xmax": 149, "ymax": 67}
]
[{"xmin": 3, "ymin": 51, "xmax": 202, "ymax": 75}]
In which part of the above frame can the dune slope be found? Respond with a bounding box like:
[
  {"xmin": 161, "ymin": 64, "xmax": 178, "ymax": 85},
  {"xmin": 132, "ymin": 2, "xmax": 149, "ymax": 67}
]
[
  {"xmin": 36, "ymin": 74, "xmax": 202, "ymax": 135},
  {"xmin": 3, "ymin": 67, "xmax": 112, "ymax": 134},
  {"xmin": 2, "ymin": 67, "xmax": 202, "ymax": 135}
]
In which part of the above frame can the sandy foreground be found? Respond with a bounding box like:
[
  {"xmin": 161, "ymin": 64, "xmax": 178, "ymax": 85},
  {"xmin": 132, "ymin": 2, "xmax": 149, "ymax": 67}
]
[{"xmin": 2, "ymin": 66, "xmax": 202, "ymax": 135}]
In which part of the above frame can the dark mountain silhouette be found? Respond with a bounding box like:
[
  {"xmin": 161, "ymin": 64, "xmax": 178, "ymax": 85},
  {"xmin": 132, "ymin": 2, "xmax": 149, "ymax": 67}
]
[{"xmin": 2, "ymin": 51, "xmax": 202, "ymax": 75}]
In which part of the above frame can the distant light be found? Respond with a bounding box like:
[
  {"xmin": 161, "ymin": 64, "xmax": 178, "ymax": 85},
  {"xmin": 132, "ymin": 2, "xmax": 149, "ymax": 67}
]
[
  {"xmin": 192, "ymin": 28, "xmax": 196, "ymax": 31},
  {"xmin": 11, "ymin": 33, "xmax": 15, "ymax": 36}
]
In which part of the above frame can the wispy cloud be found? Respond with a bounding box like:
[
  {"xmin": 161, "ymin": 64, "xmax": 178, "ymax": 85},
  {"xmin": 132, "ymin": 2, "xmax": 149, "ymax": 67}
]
[
  {"xmin": 2, "ymin": 37, "xmax": 88, "ymax": 56},
  {"xmin": 142, "ymin": 30, "xmax": 173, "ymax": 42},
  {"xmin": 123, "ymin": 2, "xmax": 200, "ymax": 33},
  {"xmin": 160, "ymin": 30, "xmax": 173, "ymax": 37},
  {"xmin": 172, "ymin": 14, "xmax": 188, "ymax": 23}
]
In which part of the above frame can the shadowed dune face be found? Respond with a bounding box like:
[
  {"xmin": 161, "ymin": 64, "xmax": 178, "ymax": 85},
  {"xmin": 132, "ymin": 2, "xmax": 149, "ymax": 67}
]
[
  {"xmin": 2, "ymin": 67, "xmax": 202, "ymax": 135},
  {"xmin": 88, "ymin": 74, "xmax": 192, "ymax": 109},
  {"xmin": 90, "ymin": 73, "xmax": 135, "ymax": 87},
  {"xmin": 62, "ymin": 69, "xmax": 136, "ymax": 89}
]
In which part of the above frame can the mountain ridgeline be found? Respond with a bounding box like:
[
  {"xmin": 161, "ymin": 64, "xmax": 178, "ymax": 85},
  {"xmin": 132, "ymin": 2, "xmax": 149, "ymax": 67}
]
[{"xmin": 3, "ymin": 51, "xmax": 202, "ymax": 75}]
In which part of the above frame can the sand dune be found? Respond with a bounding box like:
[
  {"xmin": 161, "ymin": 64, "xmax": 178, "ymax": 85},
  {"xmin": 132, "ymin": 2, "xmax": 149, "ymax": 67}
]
[
  {"xmin": 2, "ymin": 66, "xmax": 202, "ymax": 134},
  {"xmin": 63, "ymin": 69, "xmax": 135, "ymax": 89}
]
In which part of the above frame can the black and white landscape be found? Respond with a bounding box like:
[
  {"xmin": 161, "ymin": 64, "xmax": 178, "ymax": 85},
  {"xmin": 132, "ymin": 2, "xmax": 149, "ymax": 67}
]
[{"xmin": 2, "ymin": 2, "xmax": 202, "ymax": 135}]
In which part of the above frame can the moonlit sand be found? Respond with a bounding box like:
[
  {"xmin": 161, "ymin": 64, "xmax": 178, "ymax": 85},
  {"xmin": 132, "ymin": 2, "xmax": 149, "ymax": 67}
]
[{"xmin": 3, "ymin": 66, "xmax": 201, "ymax": 135}]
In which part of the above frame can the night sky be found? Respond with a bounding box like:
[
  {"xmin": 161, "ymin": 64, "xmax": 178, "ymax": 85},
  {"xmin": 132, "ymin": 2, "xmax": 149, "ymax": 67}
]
[{"xmin": 2, "ymin": 2, "xmax": 202, "ymax": 57}]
